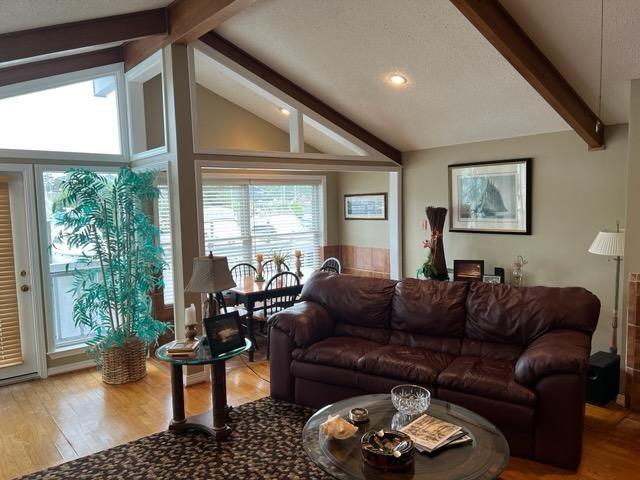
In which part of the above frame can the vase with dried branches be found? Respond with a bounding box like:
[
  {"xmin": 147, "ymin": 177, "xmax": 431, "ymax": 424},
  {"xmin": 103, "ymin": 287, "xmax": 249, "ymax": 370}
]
[{"xmin": 52, "ymin": 168, "xmax": 171, "ymax": 384}]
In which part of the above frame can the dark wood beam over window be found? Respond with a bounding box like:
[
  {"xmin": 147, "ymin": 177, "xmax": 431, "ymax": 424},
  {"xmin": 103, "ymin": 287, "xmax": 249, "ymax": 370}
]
[
  {"xmin": 199, "ymin": 32, "xmax": 402, "ymax": 164},
  {"xmin": 0, "ymin": 48, "xmax": 123, "ymax": 88},
  {"xmin": 122, "ymin": 0, "xmax": 256, "ymax": 71},
  {"xmin": 451, "ymin": 0, "xmax": 605, "ymax": 149},
  {"xmin": 0, "ymin": 9, "xmax": 167, "ymax": 64}
]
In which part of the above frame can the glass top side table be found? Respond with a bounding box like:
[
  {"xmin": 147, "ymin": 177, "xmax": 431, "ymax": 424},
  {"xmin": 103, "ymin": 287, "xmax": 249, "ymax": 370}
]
[{"xmin": 155, "ymin": 338, "xmax": 251, "ymax": 440}]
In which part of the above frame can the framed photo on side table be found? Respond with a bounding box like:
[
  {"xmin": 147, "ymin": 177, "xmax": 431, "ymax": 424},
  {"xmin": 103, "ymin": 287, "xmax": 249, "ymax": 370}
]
[
  {"xmin": 449, "ymin": 158, "xmax": 531, "ymax": 234},
  {"xmin": 204, "ymin": 311, "xmax": 245, "ymax": 356},
  {"xmin": 344, "ymin": 193, "xmax": 387, "ymax": 220},
  {"xmin": 453, "ymin": 260, "xmax": 484, "ymax": 282}
]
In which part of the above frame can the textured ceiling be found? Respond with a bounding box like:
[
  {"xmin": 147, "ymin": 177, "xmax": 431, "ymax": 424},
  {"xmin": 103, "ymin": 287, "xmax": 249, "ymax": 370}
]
[
  {"xmin": 216, "ymin": 0, "xmax": 640, "ymax": 151},
  {"xmin": 0, "ymin": 0, "xmax": 171, "ymax": 34}
]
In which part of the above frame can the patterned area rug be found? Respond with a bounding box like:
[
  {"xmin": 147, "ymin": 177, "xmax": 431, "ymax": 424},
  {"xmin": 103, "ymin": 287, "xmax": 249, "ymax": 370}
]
[{"xmin": 19, "ymin": 397, "xmax": 332, "ymax": 480}]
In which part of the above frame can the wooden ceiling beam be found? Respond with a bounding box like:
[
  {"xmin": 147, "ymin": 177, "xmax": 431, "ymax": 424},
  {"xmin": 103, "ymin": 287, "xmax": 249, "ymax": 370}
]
[
  {"xmin": 0, "ymin": 9, "xmax": 167, "ymax": 64},
  {"xmin": 451, "ymin": 0, "xmax": 605, "ymax": 149},
  {"xmin": 0, "ymin": 48, "xmax": 123, "ymax": 88},
  {"xmin": 123, "ymin": 0, "xmax": 256, "ymax": 71},
  {"xmin": 199, "ymin": 32, "xmax": 402, "ymax": 164}
]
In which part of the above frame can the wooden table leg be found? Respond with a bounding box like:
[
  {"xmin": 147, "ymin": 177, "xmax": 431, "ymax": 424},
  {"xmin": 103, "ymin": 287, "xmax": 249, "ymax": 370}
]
[
  {"xmin": 245, "ymin": 299, "xmax": 257, "ymax": 362},
  {"xmin": 211, "ymin": 361, "xmax": 231, "ymax": 439},
  {"xmin": 169, "ymin": 363, "xmax": 186, "ymax": 426}
]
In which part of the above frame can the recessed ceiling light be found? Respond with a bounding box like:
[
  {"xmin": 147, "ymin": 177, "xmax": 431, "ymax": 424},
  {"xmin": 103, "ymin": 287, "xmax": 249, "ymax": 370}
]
[
  {"xmin": 279, "ymin": 107, "xmax": 290, "ymax": 115},
  {"xmin": 387, "ymin": 74, "xmax": 408, "ymax": 86}
]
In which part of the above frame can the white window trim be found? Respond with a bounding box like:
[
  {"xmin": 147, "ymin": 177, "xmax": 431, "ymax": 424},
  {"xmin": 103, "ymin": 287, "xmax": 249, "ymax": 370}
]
[
  {"xmin": 125, "ymin": 50, "xmax": 170, "ymax": 162},
  {"xmin": 188, "ymin": 42, "xmax": 389, "ymax": 162},
  {"xmin": 195, "ymin": 169, "xmax": 328, "ymax": 260},
  {"xmin": 0, "ymin": 64, "xmax": 130, "ymax": 162},
  {"xmin": 34, "ymin": 164, "xmax": 121, "ymax": 356}
]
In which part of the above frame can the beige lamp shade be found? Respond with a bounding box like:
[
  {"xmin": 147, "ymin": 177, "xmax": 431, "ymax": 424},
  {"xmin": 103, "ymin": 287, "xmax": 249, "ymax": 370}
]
[
  {"xmin": 185, "ymin": 254, "xmax": 236, "ymax": 293},
  {"xmin": 589, "ymin": 230, "xmax": 625, "ymax": 257}
]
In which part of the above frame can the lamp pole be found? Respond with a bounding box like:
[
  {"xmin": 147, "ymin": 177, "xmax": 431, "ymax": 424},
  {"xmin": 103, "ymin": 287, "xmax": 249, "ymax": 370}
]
[{"xmin": 611, "ymin": 254, "xmax": 621, "ymax": 354}]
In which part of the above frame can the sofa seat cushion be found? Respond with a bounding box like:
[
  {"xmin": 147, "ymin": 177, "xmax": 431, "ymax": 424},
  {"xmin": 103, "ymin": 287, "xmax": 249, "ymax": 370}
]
[
  {"xmin": 292, "ymin": 337, "xmax": 382, "ymax": 370},
  {"xmin": 357, "ymin": 345, "xmax": 454, "ymax": 385},
  {"xmin": 437, "ymin": 356, "xmax": 536, "ymax": 406}
]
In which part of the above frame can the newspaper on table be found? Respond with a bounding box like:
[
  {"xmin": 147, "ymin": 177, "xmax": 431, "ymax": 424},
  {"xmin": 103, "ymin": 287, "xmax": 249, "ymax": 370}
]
[{"xmin": 399, "ymin": 414, "xmax": 469, "ymax": 453}]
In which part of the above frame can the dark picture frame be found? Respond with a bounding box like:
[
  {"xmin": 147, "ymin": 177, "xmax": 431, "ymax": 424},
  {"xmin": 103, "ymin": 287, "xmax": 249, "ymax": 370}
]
[
  {"xmin": 453, "ymin": 260, "xmax": 485, "ymax": 282},
  {"xmin": 204, "ymin": 311, "xmax": 245, "ymax": 356},
  {"xmin": 344, "ymin": 193, "xmax": 387, "ymax": 220},
  {"xmin": 448, "ymin": 158, "xmax": 532, "ymax": 235}
]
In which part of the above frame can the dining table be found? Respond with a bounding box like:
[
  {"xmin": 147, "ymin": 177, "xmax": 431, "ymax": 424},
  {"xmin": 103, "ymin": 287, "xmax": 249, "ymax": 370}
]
[{"xmin": 227, "ymin": 267, "xmax": 315, "ymax": 361}]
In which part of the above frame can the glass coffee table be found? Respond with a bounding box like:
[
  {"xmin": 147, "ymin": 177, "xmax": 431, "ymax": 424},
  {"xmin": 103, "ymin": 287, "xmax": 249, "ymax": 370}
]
[{"xmin": 302, "ymin": 394, "xmax": 509, "ymax": 479}]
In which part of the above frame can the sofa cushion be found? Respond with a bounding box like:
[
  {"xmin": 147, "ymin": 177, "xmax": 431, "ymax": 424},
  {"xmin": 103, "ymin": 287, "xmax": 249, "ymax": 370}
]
[
  {"xmin": 335, "ymin": 323, "xmax": 390, "ymax": 344},
  {"xmin": 292, "ymin": 337, "xmax": 382, "ymax": 370},
  {"xmin": 461, "ymin": 338, "xmax": 524, "ymax": 362},
  {"xmin": 300, "ymin": 271, "xmax": 397, "ymax": 329},
  {"xmin": 358, "ymin": 345, "xmax": 454, "ymax": 384},
  {"xmin": 437, "ymin": 356, "xmax": 536, "ymax": 406},
  {"xmin": 392, "ymin": 279, "xmax": 468, "ymax": 337},
  {"xmin": 389, "ymin": 331, "xmax": 461, "ymax": 356},
  {"xmin": 465, "ymin": 283, "xmax": 601, "ymax": 346}
]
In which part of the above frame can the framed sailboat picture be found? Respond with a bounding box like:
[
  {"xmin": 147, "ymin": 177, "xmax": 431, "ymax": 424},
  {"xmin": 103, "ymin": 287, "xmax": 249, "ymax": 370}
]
[{"xmin": 448, "ymin": 159, "xmax": 531, "ymax": 234}]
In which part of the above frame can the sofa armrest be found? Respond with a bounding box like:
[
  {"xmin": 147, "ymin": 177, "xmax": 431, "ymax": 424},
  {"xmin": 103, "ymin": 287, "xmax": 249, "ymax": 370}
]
[
  {"xmin": 515, "ymin": 329, "xmax": 591, "ymax": 385},
  {"xmin": 270, "ymin": 301, "xmax": 335, "ymax": 348}
]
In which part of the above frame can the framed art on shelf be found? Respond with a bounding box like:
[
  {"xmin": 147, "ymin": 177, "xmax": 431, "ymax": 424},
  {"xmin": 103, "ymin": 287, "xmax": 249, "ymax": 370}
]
[
  {"xmin": 344, "ymin": 193, "xmax": 387, "ymax": 220},
  {"xmin": 448, "ymin": 158, "xmax": 531, "ymax": 234},
  {"xmin": 453, "ymin": 260, "xmax": 484, "ymax": 282},
  {"xmin": 204, "ymin": 311, "xmax": 245, "ymax": 356}
]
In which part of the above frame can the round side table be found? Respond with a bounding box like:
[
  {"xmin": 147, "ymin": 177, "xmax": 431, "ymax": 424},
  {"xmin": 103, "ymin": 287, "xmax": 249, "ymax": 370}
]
[{"xmin": 155, "ymin": 338, "xmax": 251, "ymax": 440}]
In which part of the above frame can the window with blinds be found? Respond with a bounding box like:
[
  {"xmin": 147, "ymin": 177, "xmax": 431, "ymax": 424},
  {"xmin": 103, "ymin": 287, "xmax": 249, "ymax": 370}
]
[
  {"xmin": 157, "ymin": 183, "xmax": 174, "ymax": 304},
  {"xmin": 0, "ymin": 178, "xmax": 22, "ymax": 368},
  {"xmin": 201, "ymin": 178, "xmax": 324, "ymax": 270}
]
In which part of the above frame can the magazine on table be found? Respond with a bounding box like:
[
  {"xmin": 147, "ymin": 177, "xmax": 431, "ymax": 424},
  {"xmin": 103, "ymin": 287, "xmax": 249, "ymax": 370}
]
[{"xmin": 399, "ymin": 414, "xmax": 469, "ymax": 453}]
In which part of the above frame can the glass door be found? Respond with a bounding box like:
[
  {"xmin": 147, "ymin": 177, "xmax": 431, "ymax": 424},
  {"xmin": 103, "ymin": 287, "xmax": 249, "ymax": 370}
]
[{"xmin": 0, "ymin": 171, "xmax": 39, "ymax": 381}]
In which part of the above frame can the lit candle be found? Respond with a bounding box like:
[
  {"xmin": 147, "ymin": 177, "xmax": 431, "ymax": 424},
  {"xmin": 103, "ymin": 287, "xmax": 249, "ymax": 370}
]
[{"xmin": 185, "ymin": 304, "xmax": 196, "ymax": 326}]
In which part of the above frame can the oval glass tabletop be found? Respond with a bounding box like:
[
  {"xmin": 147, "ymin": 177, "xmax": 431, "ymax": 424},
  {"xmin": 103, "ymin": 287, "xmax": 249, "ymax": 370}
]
[
  {"xmin": 302, "ymin": 394, "xmax": 509, "ymax": 480},
  {"xmin": 155, "ymin": 338, "xmax": 251, "ymax": 365}
]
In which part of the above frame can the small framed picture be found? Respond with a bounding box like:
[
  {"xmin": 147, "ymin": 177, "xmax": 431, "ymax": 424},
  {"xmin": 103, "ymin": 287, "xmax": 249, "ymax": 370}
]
[
  {"xmin": 344, "ymin": 193, "xmax": 387, "ymax": 220},
  {"xmin": 453, "ymin": 260, "xmax": 485, "ymax": 282},
  {"xmin": 449, "ymin": 158, "xmax": 531, "ymax": 234},
  {"xmin": 483, "ymin": 275, "xmax": 502, "ymax": 284},
  {"xmin": 204, "ymin": 311, "xmax": 245, "ymax": 356}
]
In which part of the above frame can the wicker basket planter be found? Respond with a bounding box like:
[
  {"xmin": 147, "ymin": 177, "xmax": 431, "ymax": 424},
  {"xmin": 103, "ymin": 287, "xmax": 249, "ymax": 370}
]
[{"xmin": 101, "ymin": 337, "xmax": 147, "ymax": 385}]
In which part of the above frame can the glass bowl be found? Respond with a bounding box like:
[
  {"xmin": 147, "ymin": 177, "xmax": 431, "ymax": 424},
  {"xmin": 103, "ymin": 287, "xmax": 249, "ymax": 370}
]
[{"xmin": 391, "ymin": 385, "xmax": 431, "ymax": 415}]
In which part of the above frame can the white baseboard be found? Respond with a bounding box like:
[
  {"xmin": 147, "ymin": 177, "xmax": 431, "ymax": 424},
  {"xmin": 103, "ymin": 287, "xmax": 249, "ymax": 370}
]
[
  {"xmin": 184, "ymin": 369, "xmax": 208, "ymax": 386},
  {"xmin": 47, "ymin": 359, "xmax": 96, "ymax": 377}
]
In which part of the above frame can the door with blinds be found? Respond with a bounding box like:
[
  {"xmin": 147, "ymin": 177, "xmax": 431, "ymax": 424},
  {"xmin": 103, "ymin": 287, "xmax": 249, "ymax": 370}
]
[{"xmin": 0, "ymin": 173, "xmax": 38, "ymax": 381}]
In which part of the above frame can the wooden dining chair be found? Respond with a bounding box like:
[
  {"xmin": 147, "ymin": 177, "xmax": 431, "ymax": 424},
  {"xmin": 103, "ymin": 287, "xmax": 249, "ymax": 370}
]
[
  {"xmin": 217, "ymin": 262, "xmax": 258, "ymax": 314},
  {"xmin": 253, "ymin": 271, "xmax": 300, "ymax": 359},
  {"xmin": 262, "ymin": 259, "xmax": 290, "ymax": 279},
  {"xmin": 319, "ymin": 257, "xmax": 342, "ymax": 274}
]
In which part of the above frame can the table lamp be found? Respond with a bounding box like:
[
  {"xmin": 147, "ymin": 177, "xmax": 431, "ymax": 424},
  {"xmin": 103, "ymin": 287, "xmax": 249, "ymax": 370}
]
[
  {"xmin": 589, "ymin": 225, "xmax": 625, "ymax": 353},
  {"xmin": 185, "ymin": 253, "xmax": 236, "ymax": 319}
]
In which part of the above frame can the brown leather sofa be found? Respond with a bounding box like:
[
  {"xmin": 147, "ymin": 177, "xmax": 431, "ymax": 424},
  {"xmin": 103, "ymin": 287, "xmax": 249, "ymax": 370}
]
[{"xmin": 269, "ymin": 272, "xmax": 600, "ymax": 470}]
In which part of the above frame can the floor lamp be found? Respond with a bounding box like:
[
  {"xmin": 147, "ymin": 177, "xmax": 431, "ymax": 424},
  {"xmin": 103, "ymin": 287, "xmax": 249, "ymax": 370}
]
[{"xmin": 589, "ymin": 226, "xmax": 625, "ymax": 353}]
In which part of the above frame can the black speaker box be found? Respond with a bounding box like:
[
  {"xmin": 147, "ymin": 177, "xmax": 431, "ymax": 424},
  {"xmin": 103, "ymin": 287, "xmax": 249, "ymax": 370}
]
[{"xmin": 586, "ymin": 351, "xmax": 620, "ymax": 406}]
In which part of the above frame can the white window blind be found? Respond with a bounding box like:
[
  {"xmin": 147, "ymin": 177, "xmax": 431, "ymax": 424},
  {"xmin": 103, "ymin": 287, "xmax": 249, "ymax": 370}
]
[
  {"xmin": 157, "ymin": 184, "xmax": 174, "ymax": 304},
  {"xmin": 0, "ymin": 178, "xmax": 23, "ymax": 368},
  {"xmin": 202, "ymin": 178, "xmax": 324, "ymax": 270}
]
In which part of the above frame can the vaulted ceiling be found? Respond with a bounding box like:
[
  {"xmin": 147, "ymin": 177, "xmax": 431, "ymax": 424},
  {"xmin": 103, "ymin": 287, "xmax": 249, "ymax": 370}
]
[{"xmin": 2, "ymin": 0, "xmax": 640, "ymax": 152}]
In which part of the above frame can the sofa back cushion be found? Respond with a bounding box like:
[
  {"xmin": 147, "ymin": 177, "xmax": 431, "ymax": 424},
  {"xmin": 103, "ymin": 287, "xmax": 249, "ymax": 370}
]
[
  {"xmin": 392, "ymin": 279, "xmax": 469, "ymax": 337},
  {"xmin": 465, "ymin": 283, "xmax": 601, "ymax": 346},
  {"xmin": 300, "ymin": 271, "xmax": 397, "ymax": 329}
]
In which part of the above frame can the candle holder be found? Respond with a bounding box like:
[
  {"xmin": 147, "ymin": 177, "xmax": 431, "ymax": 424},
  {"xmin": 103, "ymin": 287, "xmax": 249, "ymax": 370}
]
[
  {"xmin": 185, "ymin": 324, "xmax": 197, "ymax": 341},
  {"xmin": 295, "ymin": 250, "xmax": 303, "ymax": 277},
  {"xmin": 256, "ymin": 253, "xmax": 265, "ymax": 282}
]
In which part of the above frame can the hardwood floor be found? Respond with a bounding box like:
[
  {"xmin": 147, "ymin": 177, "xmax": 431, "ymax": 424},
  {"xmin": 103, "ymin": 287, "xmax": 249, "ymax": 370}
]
[{"xmin": 0, "ymin": 354, "xmax": 638, "ymax": 479}]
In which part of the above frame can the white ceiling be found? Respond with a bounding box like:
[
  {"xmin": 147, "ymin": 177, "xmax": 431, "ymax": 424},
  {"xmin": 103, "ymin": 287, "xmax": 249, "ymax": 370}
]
[
  {"xmin": 0, "ymin": 0, "xmax": 171, "ymax": 34},
  {"xmin": 215, "ymin": 0, "xmax": 640, "ymax": 151}
]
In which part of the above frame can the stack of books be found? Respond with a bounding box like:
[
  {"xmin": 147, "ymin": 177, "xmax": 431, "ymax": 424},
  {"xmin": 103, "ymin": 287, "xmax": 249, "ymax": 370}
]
[
  {"xmin": 400, "ymin": 414, "xmax": 472, "ymax": 454},
  {"xmin": 166, "ymin": 338, "xmax": 202, "ymax": 358}
]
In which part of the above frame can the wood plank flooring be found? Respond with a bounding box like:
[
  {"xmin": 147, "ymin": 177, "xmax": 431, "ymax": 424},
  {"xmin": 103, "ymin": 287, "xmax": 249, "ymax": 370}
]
[{"xmin": 0, "ymin": 354, "xmax": 638, "ymax": 479}]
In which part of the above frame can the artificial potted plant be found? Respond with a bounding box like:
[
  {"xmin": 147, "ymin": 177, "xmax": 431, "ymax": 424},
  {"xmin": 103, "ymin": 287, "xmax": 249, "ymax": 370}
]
[{"xmin": 52, "ymin": 168, "xmax": 170, "ymax": 384}]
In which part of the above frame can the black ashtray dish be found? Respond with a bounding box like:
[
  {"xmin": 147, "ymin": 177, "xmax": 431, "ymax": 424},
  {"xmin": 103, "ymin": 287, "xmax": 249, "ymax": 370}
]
[{"xmin": 361, "ymin": 430, "xmax": 415, "ymax": 471}]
